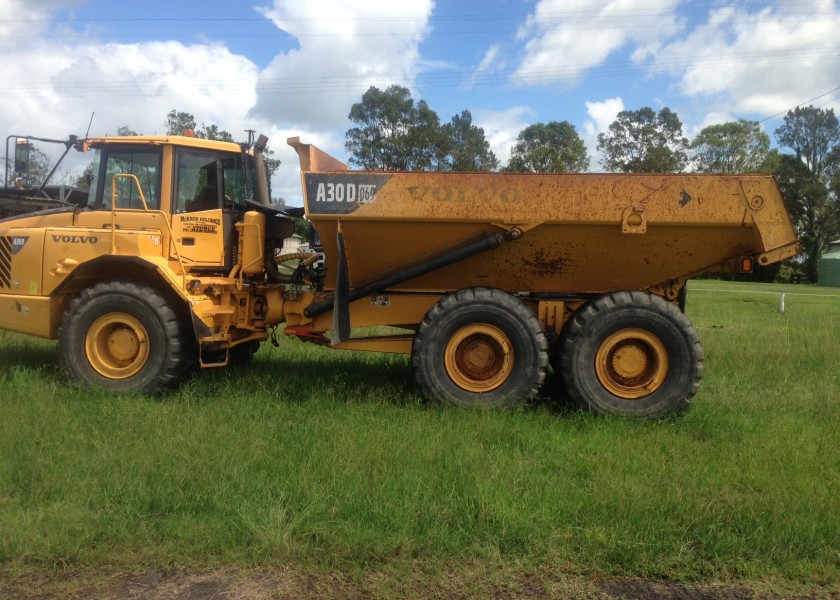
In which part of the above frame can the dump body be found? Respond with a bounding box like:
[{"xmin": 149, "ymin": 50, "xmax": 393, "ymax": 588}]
[{"xmin": 290, "ymin": 139, "xmax": 798, "ymax": 297}]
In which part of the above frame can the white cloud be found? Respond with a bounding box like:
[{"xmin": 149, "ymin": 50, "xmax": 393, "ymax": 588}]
[
  {"xmin": 261, "ymin": 127, "xmax": 352, "ymax": 205},
  {"xmin": 472, "ymin": 106, "xmax": 535, "ymax": 167},
  {"xmin": 0, "ymin": 2, "xmax": 316, "ymax": 198},
  {"xmin": 249, "ymin": 0, "xmax": 434, "ymax": 131},
  {"xmin": 513, "ymin": 0, "xmax": 682, "ymax": 87},
  {"xmin": 245, "ymin": 0, "xmax": 435, "ymax": 202},
  {"xmin": 0, "ymin": 0, "xmax": 438, "ymax": 206},
  {"xmin": 583, "ymin": 96, "xmax": 625, "ymax": 171},
  {"xmin": 466, "ymin": 43, "xmax": 504, "ymax": 88},
  {"xmin": 649, "ymin": 0, "xmax": 840, "ymax": 117},
  {"xmin": 686, "ymin": 111, "xmax": 737, "ymax": 139},
  {"xmin": 0, "ymin": 34, "xmax": 260, "ymax": 185},
  {"xmin": 0, "ymin": 0, "xmax": 85, "ymax": 39},
  {"xmin": 583, "ymin": 97, "xmax": 625, "ymax": 137}
]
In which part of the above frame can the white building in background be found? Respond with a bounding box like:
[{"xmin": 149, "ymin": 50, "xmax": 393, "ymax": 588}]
[
  {"xmin": 818, "ymin": 239, "xmax": 840, "ymax": 287},
  {"xmin": 280, "ymin": 234, "xmax": 304, "ymax": 255}
]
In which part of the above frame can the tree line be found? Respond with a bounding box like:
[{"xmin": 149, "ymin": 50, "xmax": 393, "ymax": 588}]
[
  {"xmin": 343, "ymin": 85, "xmax": 784, "ymax": 175},
  {"xmin": 345, "ymin": 85, "xmax": 840, "ymax": 282}
]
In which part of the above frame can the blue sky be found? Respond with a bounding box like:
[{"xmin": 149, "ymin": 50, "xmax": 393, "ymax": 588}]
[{"xmin": 1, "ymin": 0, "xmax": 838, "ymax": 205}]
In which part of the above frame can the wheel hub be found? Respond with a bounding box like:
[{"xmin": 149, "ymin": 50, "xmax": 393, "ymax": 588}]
[
  {"xmin": 108, "ymin": 326, "xmax": 140, "ymax": 361},
  {"xmin": 86, "ymin": 313, "xmax": 150, "ymax": 379},
  {"xmin": 444, "ymin": 324, "xmax": 514, "ymax": 392},
  {"xmin": 595, "ymin": 328, "xmax": 669, "ymax": 399},
  {"xmin": 611, "ymin": 343, "xmax": 648, "ymax": 380}
]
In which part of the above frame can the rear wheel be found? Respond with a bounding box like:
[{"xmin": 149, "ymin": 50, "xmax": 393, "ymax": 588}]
[
  {"xmin": 555, "ymin": 291, "xmax": 703, "ymax": 418},
  {"xmin": 412, "ymin": 288, "xmax": 548, "ymax": 408},
  {"xmin": 58, "ymin": 281, "xmax": 189, "ymax": 394}
]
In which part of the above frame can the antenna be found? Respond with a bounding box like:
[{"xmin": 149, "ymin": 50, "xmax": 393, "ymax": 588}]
[{"xmin": 84, "ymin": 112, "xmax": 95, "ymax": 138}]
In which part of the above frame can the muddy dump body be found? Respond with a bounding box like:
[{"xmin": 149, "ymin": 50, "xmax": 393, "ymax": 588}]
[
  {"xmin": 289, "ymin": 138, "xmax": 798, "ymax": 297},
  {"xmin": 285, "ymin": 138, "xmax": 798, "ymax": 418}
]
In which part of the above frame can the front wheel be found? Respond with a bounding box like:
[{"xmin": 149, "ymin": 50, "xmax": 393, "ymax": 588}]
[
  {"xmin": 58, "ymin": 281, "xmax": 190, "ymax": 394},
  {"xmin": 412, "ymin": 288, "xmax": 548, "ymax": 408},
  {"xmin": 555, "ymin": 291, "xmax": 703, "ymax": 418}
]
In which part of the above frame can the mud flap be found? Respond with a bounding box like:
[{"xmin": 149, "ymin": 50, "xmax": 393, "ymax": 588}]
[{"xmin": 331, "ymin": 226, "xmax": 351, "ymax": 345}]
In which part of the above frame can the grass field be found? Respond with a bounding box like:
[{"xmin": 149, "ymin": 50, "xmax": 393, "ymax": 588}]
[{"xmin": 1, "ymin": 280, "xmax": 838, "ymax": 597}]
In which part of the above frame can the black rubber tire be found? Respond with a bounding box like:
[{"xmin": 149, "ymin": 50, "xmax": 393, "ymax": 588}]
[
  {"xmin": 555, "ymin": 291, "xmax": 703, "ymax": 418},
  {"xmin": 412, "ymin": 287, "xmax": 548, "ymax": 408},
  {"xmin": 58, "ymin": 281, "xmax": 189, "ymax": 394}
]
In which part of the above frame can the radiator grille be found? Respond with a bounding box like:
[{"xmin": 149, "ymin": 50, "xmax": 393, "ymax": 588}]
[{"xmin": 0, "ymin": 236, "xmax": 10, "ymax": 289}]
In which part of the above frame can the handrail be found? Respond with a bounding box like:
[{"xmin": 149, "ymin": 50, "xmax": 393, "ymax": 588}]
[{"xmin": 109, "ymin": 173, "xmax": 188, "ymax": 287}]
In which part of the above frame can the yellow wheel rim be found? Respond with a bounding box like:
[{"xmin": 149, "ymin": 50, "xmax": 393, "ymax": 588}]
[
  {"xmin": 595, "ymin": 328, "xmax": 669, "ymax": 399},
  {"xmin": 444, "ymin": 324, "xmax": 514, "ymax": 392},
  {"xmin": 85, "ymin": 313, "xmax": 150, "ymax": 379}
]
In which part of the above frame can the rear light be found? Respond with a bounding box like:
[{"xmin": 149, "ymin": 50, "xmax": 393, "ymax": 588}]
[{"xmin": 736, "ymin": 256, "xmax": 754, "ymax": 273}]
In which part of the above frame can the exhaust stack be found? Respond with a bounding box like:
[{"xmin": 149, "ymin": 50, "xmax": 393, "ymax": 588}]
[{"xmin": 253, "ymin": 134, "xmax": 270, "ymax": 207}]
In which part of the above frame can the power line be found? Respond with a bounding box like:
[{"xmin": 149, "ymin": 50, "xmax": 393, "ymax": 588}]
[
  {"xmin": 6, "ymin": 16, "xmax": 839, "ymax": 39},
  {"xmin": 0, "ymin": 48, "xmax": 833, "ymax": 99},
  {"xmin": 4, "ymin": 11, "xmax": 837, "ymax": 40},
  {"xmin": 1, "ymin": 3, "xmax": 834, "ymax": 23},
  {"xmin": 0, "ymin": 6, "xmax": 835, "ymax": 105},
  {"xmin": 758, "ymin": 85, "xmax": 840, "ymax": 122},
  {"xmin": 4, "ymin": 46, "xmax": 831, "ymax": 90}
]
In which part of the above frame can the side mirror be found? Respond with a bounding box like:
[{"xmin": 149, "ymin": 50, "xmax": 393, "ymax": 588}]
[{"xmin": 14, "ymin": 139, "xmax": 30, "ymax": 175}]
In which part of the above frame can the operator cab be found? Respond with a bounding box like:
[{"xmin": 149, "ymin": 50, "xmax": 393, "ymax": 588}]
[{"xmin": 81, "ymin": 136, "xmax": 253, "ymax": 274}]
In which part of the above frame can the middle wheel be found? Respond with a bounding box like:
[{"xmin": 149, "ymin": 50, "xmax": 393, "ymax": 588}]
[{"xmin": 412, "ymin": 288, "xmax": 548, "ymax": 408}]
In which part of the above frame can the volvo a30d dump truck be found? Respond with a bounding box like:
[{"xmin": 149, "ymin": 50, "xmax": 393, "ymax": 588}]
[{"xmin": 0, "ymin": 133, "xmax": 798, "ymax": 417}]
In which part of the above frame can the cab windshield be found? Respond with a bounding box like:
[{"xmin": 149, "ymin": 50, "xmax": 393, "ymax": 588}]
[{"xmin": 86, "ymin": 147, "xmax": 162, "ymax": 210}]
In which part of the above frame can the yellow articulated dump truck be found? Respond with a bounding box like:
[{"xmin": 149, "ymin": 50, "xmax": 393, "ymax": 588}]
[{"xmin": 0, "ymin": 133, "xmax": 798, "ymax": 417}]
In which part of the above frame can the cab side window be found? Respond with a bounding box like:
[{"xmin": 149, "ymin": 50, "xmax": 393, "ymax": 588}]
[
  {"xmin": 101, "ymin": 150, "xmax": 161, "ymax": 210},
  {"xmin": 178, "ymin": 152, "xmax": 220, "ymax": 213},
  {"xmin": 222, "ymin": 155, "xmax": 247, "ymax": 208},
  {"xmin": 175, "ymin": 151, "xmax": 247, "ymax": 213}
]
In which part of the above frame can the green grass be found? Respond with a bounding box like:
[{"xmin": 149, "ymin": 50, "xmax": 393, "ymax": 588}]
[{"xmin": 0, "ymin": 280, "xmax": 838, "ymax": 591}]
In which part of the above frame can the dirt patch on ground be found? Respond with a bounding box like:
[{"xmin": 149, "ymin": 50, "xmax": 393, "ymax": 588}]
[
  {"xmin": 1, "ymin": 567, "xmax": 836, "ymax": 599},
  {"xmin": 598, "ymin": 577, "xmax": 836, "ymax": 600}
]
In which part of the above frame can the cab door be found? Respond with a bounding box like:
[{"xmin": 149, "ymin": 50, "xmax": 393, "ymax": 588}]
[
  {"xmin": 170, "ymin": 151, "xmax": 249, "ymax": 273},
  {"xmin": 170, "ymin": 150, "xmax": 229, "ymax": 271}
]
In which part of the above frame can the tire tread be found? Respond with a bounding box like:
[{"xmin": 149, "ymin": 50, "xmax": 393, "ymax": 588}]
[
  {"xmin": 556, "ymin": 291, "xmax": 703, "ymax": 418},
  {"xmin": 413, "ymin": 287, "xmax": 548, "ymax": 407},
  {"xmin": 58, "ymin": 280, "xmax": 189, "ymax": 394}
]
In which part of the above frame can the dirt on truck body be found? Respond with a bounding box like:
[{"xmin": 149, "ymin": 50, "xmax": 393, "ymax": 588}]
[{"xmin": 0, "ymin": 132, "xmax": 799, "ymax": 417}]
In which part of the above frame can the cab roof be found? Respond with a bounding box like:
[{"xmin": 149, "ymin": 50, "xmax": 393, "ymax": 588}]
[{"xmin": 81, "ymin": 135, "xmax": 243, "ymax": 153}]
